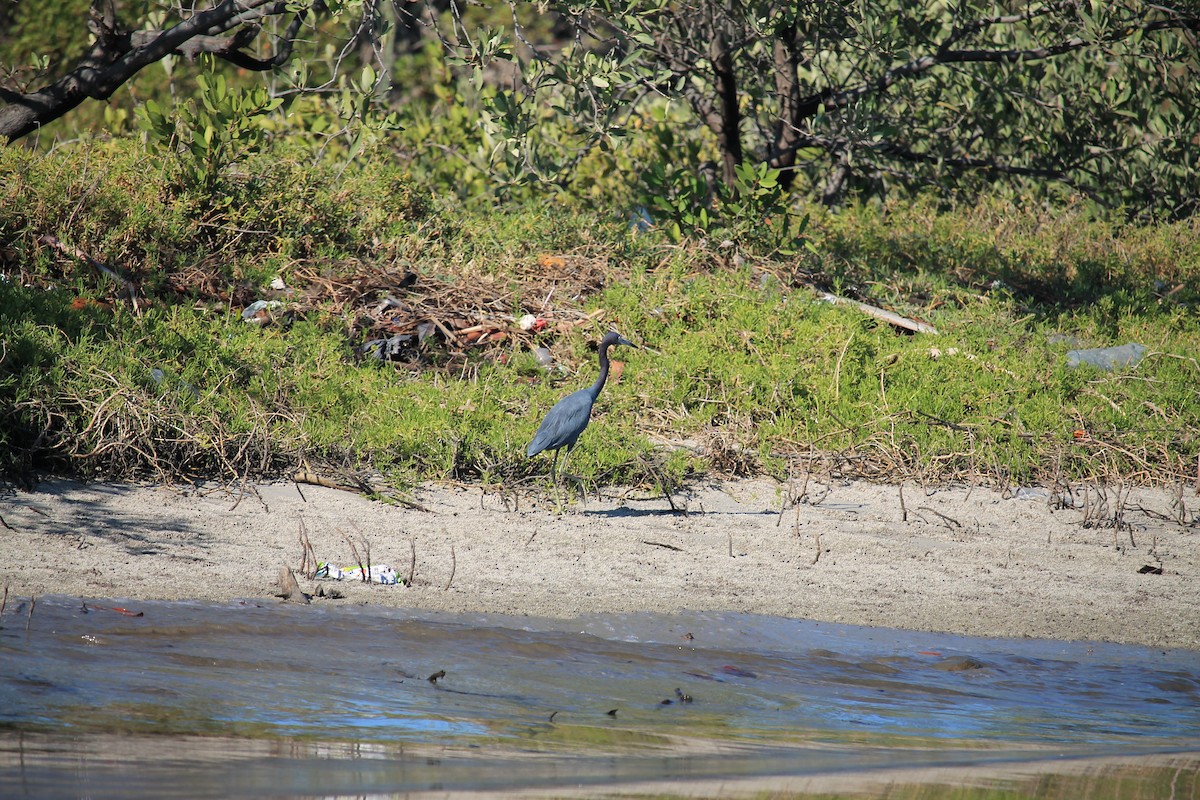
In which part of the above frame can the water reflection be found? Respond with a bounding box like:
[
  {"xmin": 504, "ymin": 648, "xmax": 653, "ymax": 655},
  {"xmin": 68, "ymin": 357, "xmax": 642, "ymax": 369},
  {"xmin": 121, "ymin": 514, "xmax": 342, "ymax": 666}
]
[{"xmin": 0, "ymin": 596, "xmax": 1197, "ymax": 797}]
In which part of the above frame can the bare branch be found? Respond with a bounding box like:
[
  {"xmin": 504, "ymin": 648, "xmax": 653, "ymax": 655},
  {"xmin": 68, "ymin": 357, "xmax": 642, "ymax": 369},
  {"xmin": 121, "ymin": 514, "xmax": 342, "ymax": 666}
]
[
  {"xmin": 819, "ymin": 6, "xmax": 1199, "ymax": 115},
  {"xmin": 0, "ymin": 0, "xmax": 327, "ymax": 141}
]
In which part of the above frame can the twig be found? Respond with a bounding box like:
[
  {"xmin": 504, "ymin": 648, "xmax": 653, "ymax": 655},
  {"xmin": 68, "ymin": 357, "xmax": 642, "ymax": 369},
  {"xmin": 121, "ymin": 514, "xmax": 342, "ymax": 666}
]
[
  {"xmin": 228, "ymin": 472, "xmax": 265, "ymax": 512},
  {"xmin": 820, "ymin": 292, "xmax": 938, "ymax": 334},
  {"xmin": 363, "ymin": 536, "xmax": 372, "ymax": 580},
  {"xmin": 898, "ymin": 485, "xmax": 908, "ymax": 522},
  {"xmin": 834, "ymin": 332, "xmax": 854, "ymax": 403},
  {"xmin": 336, "ymin": 527, "xmax": 370, "ymax": 581},
  {"xmin": 916, "ymin": 506, "xmax": 962, "ymax": 528},
  {"xmin": 407, "ymin": 538, "xmax": 417, "ymax": 587},
  {"xmin": 298, "ymin": 517, "xmax": 318, "ymax": 579},
  {"xmin": 913, "ymin": 409, "xmax": 971, "ymax": 432},
  {"xmin": 1169, "ymin": 480, "xmax": 1192, "ymax": 525},
  {"xmin": 292, "ymin": 471, "xmax": 430, "ymax": 511},
  {"xmin": 639, "ymin": 454, "xmax": 685, "ymax": 515},
  {"xmin": 25, "ymin": 595, "xmax": 35, "ymax": 636},
  {"xmin": 790, "ymin": 500, "xmax": 821, "ymax": 564},
  {"xmin": 642, "ymin": 540, "xmax": 683, "ymax": 552},
  {"xmin": 444, "ymin": 543, "xmax": 456, "ymax": 591}
]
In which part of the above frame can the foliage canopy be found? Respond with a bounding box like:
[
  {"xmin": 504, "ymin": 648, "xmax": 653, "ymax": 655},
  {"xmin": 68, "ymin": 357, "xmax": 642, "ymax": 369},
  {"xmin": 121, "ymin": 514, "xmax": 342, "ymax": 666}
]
[{"xmin": 1, "ymin": 1, "xmax": 1198, "ymax": 220}]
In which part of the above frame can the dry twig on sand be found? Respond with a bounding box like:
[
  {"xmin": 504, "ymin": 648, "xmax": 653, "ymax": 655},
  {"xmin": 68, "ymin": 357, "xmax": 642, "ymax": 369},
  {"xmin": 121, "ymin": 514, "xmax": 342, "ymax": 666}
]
[
  {"xmin": 407, "ymin": 539, "xmax": 417, "ymax": 587},
  {"xmin": 337, "ymin": 527, "xmax": 371, "ymax": 581},
  {"xmin": 297, "ymin": 517, "xmax": 319, "ymax": 579},
  {"xmin": 444, "ymin": 543, "xmax": 456, "ymax": 592}
]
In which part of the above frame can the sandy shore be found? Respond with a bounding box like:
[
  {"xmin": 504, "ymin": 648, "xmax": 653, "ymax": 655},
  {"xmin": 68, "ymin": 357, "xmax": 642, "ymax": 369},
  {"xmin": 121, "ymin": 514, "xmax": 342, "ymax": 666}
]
[{"xmin": 1, "ymin": 477, "xmax": 1196, "ymax": 650}]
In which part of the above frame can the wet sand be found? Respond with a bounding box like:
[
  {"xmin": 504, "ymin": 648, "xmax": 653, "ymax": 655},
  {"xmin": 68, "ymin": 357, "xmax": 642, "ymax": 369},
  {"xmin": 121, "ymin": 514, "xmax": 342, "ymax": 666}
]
[{"xmin": 1, "ymin": 477, "xmax": 1196, "ymax": 650}]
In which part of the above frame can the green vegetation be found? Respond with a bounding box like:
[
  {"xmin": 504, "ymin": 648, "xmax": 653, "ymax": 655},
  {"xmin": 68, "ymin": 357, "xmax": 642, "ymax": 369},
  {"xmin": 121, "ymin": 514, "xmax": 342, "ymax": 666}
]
[
  {"xmin": 1, "ymin": 2, "xmax": 1198, "ymax": 494},
  {"xmin": 1, "ymin": 138, "xmax": 1197, "ymax": 494}
]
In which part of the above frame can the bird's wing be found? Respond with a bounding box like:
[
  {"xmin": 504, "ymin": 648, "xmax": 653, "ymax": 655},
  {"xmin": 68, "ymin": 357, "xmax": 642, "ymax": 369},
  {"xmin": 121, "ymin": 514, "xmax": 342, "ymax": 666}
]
[{"xmin": 526, "ymin": 389, "xmax": 595, "ymax": 456}]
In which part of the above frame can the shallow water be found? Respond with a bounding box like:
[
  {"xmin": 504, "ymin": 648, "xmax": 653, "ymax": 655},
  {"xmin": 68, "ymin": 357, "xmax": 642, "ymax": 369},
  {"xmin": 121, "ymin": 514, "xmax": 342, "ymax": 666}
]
[{"xmin": 1, "ymin": 596, "xmax": 1197, "ymax": 798}]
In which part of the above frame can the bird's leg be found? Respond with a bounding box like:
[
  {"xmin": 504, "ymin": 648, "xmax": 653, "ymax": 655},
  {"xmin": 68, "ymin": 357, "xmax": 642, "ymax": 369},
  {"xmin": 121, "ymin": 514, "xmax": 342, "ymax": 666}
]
[
  {"xmin": 560, "ymin": 446, "xmax": 587, "ymax": 507},
  {"xmin": 550, "ymin": 448, "xmax": 565, "ymax": 513},
  {"xmin": 558, "ymin": 445, "xmax": 571, "ymax": 482}
]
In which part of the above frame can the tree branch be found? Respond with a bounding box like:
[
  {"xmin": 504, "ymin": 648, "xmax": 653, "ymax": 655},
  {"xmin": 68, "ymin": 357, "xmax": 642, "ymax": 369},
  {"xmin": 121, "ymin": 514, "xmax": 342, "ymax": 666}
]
[
  {"xmin": 822, "ymin": 7, "xmax": 1199, "ymax": 114},
  {"xmin": 774, "ymin": 2, "xmax": 1199, "ymax": 204},
  {"xmin": 879, "ymin": 140, "xmax": 1071, "ymax": 181},
  {"xmin": 0, "ymin": 0, "xmax": 323, "ymax": 142}
]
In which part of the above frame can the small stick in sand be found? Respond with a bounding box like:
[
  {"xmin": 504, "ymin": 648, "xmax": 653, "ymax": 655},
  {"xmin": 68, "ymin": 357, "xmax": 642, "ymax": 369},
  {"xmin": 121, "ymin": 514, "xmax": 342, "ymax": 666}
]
[
  {"xmin": 298, "ymin": 517, "xmax": 319, "ymax": 579},
  {"xmin": 337, "ymin": 528, "xmax": 371, "ymax": 582},
  {"xmin": 407, "ymin": 539, "xmax": 417, "ymax": 587},
  {"xmin": 917, "ymin": 506, "xmax": 961, "ymax": 529}
]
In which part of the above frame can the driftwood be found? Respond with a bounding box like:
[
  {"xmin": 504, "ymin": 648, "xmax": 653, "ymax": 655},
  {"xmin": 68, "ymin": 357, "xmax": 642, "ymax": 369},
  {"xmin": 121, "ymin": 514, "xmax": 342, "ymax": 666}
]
[
  {"xmin": 292, "ymin": 470, "xmax": 430, "ymax": 512},
  {"xmin": 275, "ymin": 566, "xmax": 310, "ymax": 604},
  {"xmin": 820, "ymin": 292, "xmax": 938, "ymax": 335}
]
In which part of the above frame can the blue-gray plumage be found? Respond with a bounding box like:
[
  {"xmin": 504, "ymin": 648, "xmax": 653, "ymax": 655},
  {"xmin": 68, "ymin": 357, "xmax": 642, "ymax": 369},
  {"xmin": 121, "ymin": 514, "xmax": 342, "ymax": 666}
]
[{"xmin": 527, "ymin": 330, "xmax": 634, "ymax": 482}]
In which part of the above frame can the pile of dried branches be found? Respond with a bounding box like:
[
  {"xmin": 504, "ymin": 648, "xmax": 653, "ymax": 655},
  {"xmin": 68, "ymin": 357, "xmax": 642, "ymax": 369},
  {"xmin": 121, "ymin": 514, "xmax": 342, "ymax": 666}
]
[{"xmin": 260, "ymin": 252, "xmax": 618, "ymax": 368}]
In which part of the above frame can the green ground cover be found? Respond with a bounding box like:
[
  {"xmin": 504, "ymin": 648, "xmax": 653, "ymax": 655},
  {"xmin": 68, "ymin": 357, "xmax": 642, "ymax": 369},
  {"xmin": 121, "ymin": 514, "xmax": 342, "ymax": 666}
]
[{"xmin": 2, "ymin": 142, "xmax": 1198, "ymax": 494}]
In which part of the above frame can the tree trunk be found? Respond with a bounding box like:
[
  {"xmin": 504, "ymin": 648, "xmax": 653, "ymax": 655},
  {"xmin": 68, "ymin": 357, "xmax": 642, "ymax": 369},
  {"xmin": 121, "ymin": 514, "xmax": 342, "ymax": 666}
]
[{"xmin": 709, "ymin": 31, "xmax": 742, "ymax": 186}]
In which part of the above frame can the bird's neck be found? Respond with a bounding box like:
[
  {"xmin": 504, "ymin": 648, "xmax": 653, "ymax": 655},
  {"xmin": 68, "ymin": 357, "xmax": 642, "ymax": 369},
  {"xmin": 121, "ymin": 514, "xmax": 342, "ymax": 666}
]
[{"xmin": 588, "ymin": 342, "xmax": 612, "ymax": 399}]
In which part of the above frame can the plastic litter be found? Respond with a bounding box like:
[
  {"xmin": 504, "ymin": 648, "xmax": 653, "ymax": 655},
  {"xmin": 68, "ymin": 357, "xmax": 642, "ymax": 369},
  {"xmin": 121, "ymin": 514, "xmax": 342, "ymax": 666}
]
[
  {"xmin": 315, "ymin": 562, "xmax": 400, "ymax": 585},
  {"xmin": 628, "ymin": 206, "xmax": 653, "ymax": 232},
  {"xmin": 241, "ymin": 300, "xmax": 284, "ymax": 324},
  {"xmin": 361, "ymin": 333, "xmax": 415, "ymax": 361},
  {"xmin": 518, "ymin": 314, "xmax": 547, "ymax": 332},
  {"xmin": 1066, "ymin": 342, "xmax": 1147, "ymax": 371}
]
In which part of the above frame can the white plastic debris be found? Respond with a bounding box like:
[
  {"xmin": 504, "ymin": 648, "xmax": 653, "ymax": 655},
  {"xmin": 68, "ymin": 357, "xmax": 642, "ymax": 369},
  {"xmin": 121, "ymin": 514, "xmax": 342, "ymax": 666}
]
[
  {"xmin": 1066, "ymin": 343, "xmax": 1147, "ymax": 371},
  {"xmin": 241, "ymin": 299, "xmax": 284, "ymax": 324},
  {"xmin": 315, "ymin": 562, "xmax": 400, "ymax": 585},
  {"xmin": 533, "ymin": 346, "xmax": 554, "ymax": 369}
]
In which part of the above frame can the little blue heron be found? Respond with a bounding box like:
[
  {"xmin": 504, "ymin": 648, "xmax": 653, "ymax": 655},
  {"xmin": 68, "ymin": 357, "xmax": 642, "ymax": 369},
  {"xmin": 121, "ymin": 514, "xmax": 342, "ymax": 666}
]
[{"xmin": 527, "ymin": 330, "xmax": 635, "ymax": 484}]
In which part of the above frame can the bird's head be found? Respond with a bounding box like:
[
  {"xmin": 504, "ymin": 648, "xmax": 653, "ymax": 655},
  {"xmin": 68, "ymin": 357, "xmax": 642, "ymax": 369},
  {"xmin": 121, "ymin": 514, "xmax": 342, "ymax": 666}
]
[{"xmin": 603, "ymin": 330, "xmax": 636, "ymax": 350}]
